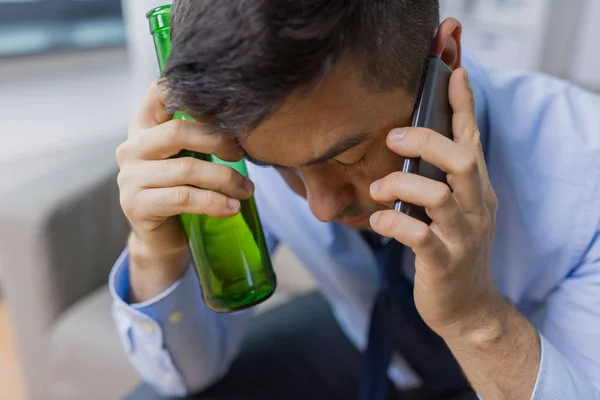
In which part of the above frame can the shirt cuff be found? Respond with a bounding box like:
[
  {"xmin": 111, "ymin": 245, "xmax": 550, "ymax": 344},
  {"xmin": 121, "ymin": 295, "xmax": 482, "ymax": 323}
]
[
  {"xmin": 109, "ymin": 248, "xmax": 198, "ymax": 321},
  {"xmin": 108, "ymin": 249, "xmax": 192, "ymax": 396},
  {"xmin": 530, "ymin": 333, "xmax": 600, "ymax": 400}
]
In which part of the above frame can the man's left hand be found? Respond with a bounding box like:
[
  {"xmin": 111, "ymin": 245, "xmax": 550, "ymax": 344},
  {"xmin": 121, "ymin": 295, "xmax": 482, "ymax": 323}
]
[{"xmin": 369, "ymin": 68, "xmax": 504, "ymax": 338}]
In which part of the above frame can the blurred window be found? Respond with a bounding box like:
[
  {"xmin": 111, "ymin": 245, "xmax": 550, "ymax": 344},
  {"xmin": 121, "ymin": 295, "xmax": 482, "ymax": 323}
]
[{"xmin": 0, "ymin": 0, "xmax": 124, "ymax": 58}]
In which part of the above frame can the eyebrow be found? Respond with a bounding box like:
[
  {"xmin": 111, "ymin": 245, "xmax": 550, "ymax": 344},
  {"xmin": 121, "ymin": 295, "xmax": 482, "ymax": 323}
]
[{"xmin": 244, "ymin": 131, "xmax": 372, "ymax": 169}]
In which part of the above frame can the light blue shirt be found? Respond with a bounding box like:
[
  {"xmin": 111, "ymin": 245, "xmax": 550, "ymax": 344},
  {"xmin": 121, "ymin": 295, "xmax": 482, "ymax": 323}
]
[{"xmin": 110, "ymin": 54, "xmax": 600, "ymax": 399}]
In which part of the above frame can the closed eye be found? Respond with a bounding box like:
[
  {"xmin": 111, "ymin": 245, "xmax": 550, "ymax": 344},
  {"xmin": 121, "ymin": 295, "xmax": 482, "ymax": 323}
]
[
  {"xmin": 245, "ymin": 155, "xmax": 289, "ymax": 170},
  {"xmin": 333, "ymin": 156, "xmax": 366, "ymax": 170}
]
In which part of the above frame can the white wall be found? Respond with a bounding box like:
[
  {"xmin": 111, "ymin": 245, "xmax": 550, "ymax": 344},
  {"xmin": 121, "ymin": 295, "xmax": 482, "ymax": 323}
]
[
  {"xmin": 0, "ymin": 1, "xmax": 171, "ymax": 192},
  {"xmin": 442, "ymin": 0, "xmax": 553, "ymax": 71},
  {"xmin": 442, "ymin": 0, "xmax": 600, "ymax": 94},
  {"xmin": 121, "ymin": 0, "xmax": 173, "ymax": 111},
  {"xmin": 0, "ymin": 48, "xmax": 129, "ymax": 171}
]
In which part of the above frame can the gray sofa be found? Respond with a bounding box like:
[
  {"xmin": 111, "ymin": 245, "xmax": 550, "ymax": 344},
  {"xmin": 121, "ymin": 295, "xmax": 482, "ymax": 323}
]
[
  {"xmin": 0, "ymin": 133, "xmax": 315, "ymax": 400},
  {"xmin": 0, "ymin": 134, "xmax": 139, "ymax": 400}
]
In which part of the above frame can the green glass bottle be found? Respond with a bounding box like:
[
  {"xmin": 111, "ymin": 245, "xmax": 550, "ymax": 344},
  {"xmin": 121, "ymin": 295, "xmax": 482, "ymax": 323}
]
[{"xmin": 146, "ymin": 4, "xmax": 276, "ymax": 312}]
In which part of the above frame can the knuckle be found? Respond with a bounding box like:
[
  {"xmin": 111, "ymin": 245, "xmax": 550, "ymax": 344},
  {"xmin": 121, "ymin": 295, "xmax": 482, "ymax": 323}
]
[
  {"xmin": 224, "ymin": 165, "xmax": 238, "ymax": 184},
  {"xmin": 391, "ymin": 172, "xmax": 405, "ymax": 188},
  {"xmin": 471, "ymin": 128, "xmax": 482, "ymax": 144},
  {"xmin": 116, "ymin": 170, "xmax": 127, "ymax": 189},
  {"xmin": 479, "ymin": 216, "xmax": 493, "ymax": 236},
  {"xmin": 173, "ymin": 186, "xmax": 192, "ymax": 207},
  {"xmin": 491, "ymin": 197, "xmax": 499, "ymax": 214},
  {"xmin": 115, "ymin": 142, "xmax": 129, "ymax": 165},
  {"xmin": 456, "ymin": 152, "xmax": 478, "ymax": 175},
  {"xmin": 166, "ymin": 119, "xmax": 185, "ymax": 142},
  {"xmin": 417, "ymin": 130, "xmax": 433, "ymax": 147},
  {"xmin": 161, "ymin": 159, "xmax": 172, "ymax": 175},
  {"xmin": 433, "ymin": 185, "xmax": 452, "ymax": 207},
  {"xmin": 201, "ymin": 189, "xmax": 215, "ymax": 209},
  {"xmin": 136, "ymin": 220, "xmax": 155, "ymax": 233},
  {"xmin": 413, "ymin": 227, "xmax": 431, "ymax": 247},
  {"xmin": 464, "ymin": 128, "xmax": 483, "ymax": 151},
  {"xmin": 119, "ymin": 191, "xmax": 135, "ymax": 216},
  {"xmin": 177, "ymin": 157, "xmax": 196, "ymax": 177}
]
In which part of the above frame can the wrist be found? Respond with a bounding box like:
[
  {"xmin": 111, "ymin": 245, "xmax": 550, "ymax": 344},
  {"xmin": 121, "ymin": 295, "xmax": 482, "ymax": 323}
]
[
  {"xmin": 128, "ymin": 230, "xmax": 187, "ymax": 258},
  {"xmin": 438, "ymin": 298, "xmax": 541, "ymax": 400},
  {"xmin": 439, "ymin": 290, "xmax": 512, "ymax": 345},
  {"xmin": 127, "ymin": 232, "xmax": 191, "ymax": 303},
  {"xmin": 443, "ymin": 294, "xmax": 539, "ymax": 356},
  {"xmin": 441, "ymin": 297, "xmax": 541, "ymax": 400},
  {"xmin": 459, "ymin": 302, "xmax": 511, "ymax": 351}
]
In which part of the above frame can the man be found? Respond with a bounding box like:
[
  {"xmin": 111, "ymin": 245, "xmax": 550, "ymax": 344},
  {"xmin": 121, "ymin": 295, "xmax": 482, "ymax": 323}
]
[{"xmin": 111, "ymin": 0, "xmax": 600, "ymax": 399}]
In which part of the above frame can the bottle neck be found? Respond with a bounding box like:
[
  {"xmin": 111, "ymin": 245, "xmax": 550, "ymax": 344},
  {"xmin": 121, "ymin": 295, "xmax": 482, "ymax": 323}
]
[{"xmin": 152, "ymin": 27, "xmax": 172, "ymax": 73}]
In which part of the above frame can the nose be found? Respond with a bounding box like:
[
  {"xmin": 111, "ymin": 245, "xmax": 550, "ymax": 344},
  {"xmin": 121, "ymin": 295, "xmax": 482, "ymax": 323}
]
[{"xmin": 302, "ymin": 167, "xmax": 353, "ymax": 223}]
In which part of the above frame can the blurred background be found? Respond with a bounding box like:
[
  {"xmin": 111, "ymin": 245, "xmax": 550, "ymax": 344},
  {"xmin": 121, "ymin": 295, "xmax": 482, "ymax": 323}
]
[{"xmin": 0, "ymin": 0, "xmax": 598, "ymax": 399}]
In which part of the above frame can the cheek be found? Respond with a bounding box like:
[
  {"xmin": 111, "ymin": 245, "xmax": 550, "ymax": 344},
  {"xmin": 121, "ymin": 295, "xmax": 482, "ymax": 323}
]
[
  {"xmin": 360, "ymin": 148, "xmax": 403, "ymax": 184},
  {"xmin": 369, "ymin": 144, "xmax": 404, "ymax": 180},
  {"xmin": 351, "ymin": 148, "xmax": 404, "ymax": 202}
]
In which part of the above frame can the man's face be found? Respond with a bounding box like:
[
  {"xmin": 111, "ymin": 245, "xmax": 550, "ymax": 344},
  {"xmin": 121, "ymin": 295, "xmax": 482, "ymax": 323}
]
[{"xmin": 241, "ymin": 57, "xmax": 416, "ymax": 231}]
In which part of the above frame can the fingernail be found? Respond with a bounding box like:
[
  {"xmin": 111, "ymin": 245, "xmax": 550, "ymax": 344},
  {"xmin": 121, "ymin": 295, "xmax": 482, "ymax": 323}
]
[
  {"xmin": 370, "ymin": 212, "xmax": 381, "ymax": 227},
  {"xmin": 370, "ymin": 180, "xmax": 381, "ymax": 193},
  {"xmin": 243, "ymin": 179, "xmax": 255, "ymax": 193},
  {"xmin": 228, "ymin": 198, "xmax": 240, "ymax": 211},
  {"xmin": 389, "ymin": 128, "xmax": 408, "ymax": 142}
]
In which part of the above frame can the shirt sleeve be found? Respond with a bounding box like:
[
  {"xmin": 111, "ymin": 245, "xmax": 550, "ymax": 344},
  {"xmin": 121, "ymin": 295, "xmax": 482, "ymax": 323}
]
[
  {"xmin": 109, "ymin": 227, "xmax": 280, "ymax": 397},
  {"xmin": 530, "ymin": 224, "xmax": 600, "ymax": 400}
]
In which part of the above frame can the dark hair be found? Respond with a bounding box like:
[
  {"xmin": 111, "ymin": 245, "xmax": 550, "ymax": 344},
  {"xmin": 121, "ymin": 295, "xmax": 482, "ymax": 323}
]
[{"xmin": 165, "ymin": 0, "xmax": 440, "ymax": 134}]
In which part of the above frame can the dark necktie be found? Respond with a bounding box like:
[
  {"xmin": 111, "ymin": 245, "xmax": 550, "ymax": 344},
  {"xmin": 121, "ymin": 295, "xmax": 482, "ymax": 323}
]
[{"xmin": 358, "ymin": 232, "xmax": 475, "ymax": 400}]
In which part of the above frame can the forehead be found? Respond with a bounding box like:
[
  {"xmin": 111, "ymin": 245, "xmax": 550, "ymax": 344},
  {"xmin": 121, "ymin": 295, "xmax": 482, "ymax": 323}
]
[{"xmin": 241, "ymin": 57, "xmax": 414, "ymax": 166}]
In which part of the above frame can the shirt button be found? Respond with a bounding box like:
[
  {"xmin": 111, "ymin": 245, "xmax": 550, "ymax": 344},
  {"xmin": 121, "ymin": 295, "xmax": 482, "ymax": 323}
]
[
  {"xmin": 169, "ymin": 312, "xmax": 183, "ymax": 324},
  {"xmin": 142, "ymin": 321, "xmax": 155, "ymax": 333}
]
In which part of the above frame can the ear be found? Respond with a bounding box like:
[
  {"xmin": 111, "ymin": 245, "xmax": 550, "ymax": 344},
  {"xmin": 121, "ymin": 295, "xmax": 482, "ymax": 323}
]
[{"xmin": 433, "ymin": 18, "xmax": 462, "ymax": 69}]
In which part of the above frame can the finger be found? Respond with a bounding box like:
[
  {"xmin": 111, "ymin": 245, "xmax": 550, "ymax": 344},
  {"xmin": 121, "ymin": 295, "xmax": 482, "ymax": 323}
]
[
  {"xmin": 387, "ymin": 127, "xmax": 485, "ymax": 214},
  {"xmin": 370, "ymin": 172, "xmax": 467, "ymax": 240},
  {"xmin": 136, "ymin": 186, "xmax": 241, "ymax": 219},
  {"xmin": 450, "ymin": 69, "xmax": 494, "ymax": 197},
  {"xmin": 131, "ymin": 80, "xmax": 173, "ymax": 131},
  {"xmin": 132, "ymin": 119, "xmax": 245, "ymax": 162},
  {"xmin": 130, "ymin": 158, "xmax": 254, "ymax": 200},
  {"xmin": 370, "ymin": 210, "xmax": 450, "ymax": 268},
  {"xmin": 449, "ymin": 69, "xmax": 479, "ymax": 146}
]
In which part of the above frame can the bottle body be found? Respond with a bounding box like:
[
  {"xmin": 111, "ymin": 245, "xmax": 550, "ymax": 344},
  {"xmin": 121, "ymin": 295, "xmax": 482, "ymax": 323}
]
[{"xmin": 147, "ymin": 5, "xmax": 276, "ymax": 312}]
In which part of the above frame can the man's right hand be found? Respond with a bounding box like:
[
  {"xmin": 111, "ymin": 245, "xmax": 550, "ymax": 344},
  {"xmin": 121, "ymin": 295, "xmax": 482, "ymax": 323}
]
[{"xmin": 116, "ymin": 81, "xmax": 255, "ymax": 302}]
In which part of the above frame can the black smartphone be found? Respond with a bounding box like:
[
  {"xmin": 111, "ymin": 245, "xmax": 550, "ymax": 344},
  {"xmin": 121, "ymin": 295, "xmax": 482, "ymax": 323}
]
[{"xmin": 394, "ymin": 57, "xmax": 454, "ymax": 224}]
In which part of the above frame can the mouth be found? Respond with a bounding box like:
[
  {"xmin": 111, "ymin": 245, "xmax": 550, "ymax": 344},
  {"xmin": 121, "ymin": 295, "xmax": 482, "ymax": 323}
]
[{"xmin": 337, "ymin": 214, "xmax": 372, "ymax": 227}]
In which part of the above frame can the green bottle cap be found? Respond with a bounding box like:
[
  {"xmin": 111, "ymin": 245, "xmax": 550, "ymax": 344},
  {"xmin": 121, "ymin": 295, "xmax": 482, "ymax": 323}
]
[{"xmin": 147, "ymin": 4, "xmax": 172, "ymax": 35}]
